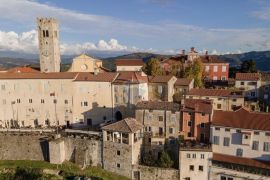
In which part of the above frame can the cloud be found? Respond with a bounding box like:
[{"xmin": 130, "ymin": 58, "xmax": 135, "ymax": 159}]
[
  {"xmin": 252, "ymin": 7, "xmax": 270, "ymax": 21},
  {"xmin": 0, "ymin": 29, "xmax": 140, "ymax": 55},
  {"xmin": 0, "ymin": 0, "xmax": 270, "ymax": 54}
]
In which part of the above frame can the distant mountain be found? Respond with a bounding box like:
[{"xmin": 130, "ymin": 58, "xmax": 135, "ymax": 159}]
[
  {"xmin": 219, "ymin": 51, "xmax": 270, "ymax": 71},
  {"xmin": 0, "ymin": 51, "xmax": 269, "ymax": 71}
]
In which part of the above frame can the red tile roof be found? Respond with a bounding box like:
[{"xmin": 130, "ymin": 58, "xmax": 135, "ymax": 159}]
[
  {"xmin": 74, "ymin": 72, "xmax": 118, "ymax": 82},
  {"xmin": 115, "ymin": 59, "xmax": 144, "ymax": 66},
  {"xmin": 149, "ymin": 75, "xmax": 175, "ymax": 83},
  {"xmin": 0, "ymin": 72, "xmax": 78, "ymax": 79},
  {"xmin": 187, "ymin": 88, "xmax": 244, "ymax": 97},
  {"xmin": 175, "ymin": 78, "xmax": 193, "ymax": 86},
  {"xmin": 102, "ymin": 118, "xmax": 143, "ymax": 133},
  {"xmin": 212, "ymin": 107, "xmax": 270, "ymax": 131},
  {"xmin": 7, "ymin": 66, "xmax": 39, "ymax": 73},
  {"xmin": 182, "ymin": 99, "xmax": 213, "ymax": 114},
  {"xmin": 113, "ymin": 71, "xmax": 148, "ymax": 84},
  {"xmin": 235, "ymin": 73, "xmax": 261, "ymax": 81},
  {"xmin": 136, "ymin": 101, "xmax": 180, "ymax": 111},
  {"xmin": 213, "ymin": 153, "xmax": 270, "ymax": 170},
  {"xmin": 200, "ymin": 55, "xmax": 227, "ymax": 64}
]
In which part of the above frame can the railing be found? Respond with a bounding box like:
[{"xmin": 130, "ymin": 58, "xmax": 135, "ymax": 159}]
[{"xmin": 64, "ymin": 129, "xmax": 101, "ymax": 136}]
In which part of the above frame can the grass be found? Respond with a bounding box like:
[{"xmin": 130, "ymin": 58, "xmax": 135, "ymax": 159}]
[{"xmin": 0, "ymin": 160, "xmax": 130, "ymax": 180}]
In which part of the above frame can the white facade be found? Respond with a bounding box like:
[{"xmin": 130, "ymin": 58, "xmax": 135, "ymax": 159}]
[
  {"xmin": 179, "ymin": 149, "xmax": 212, "ymax": 180},
  {"xmin": 116, "ymin": 65, "xmax": 143, "ymax": 72},
  {"xmin": 211, "ymin": 126, "xmax": 270, "ymax": 162},
  {"xmin": 235, "ymin": 80, "xmax": 261, "ymax": 99}
]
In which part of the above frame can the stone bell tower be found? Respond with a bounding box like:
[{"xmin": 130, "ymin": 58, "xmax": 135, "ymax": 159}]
[{"xmin": 37, "ymin": 17, "xmax": 61, "ymax": 72}]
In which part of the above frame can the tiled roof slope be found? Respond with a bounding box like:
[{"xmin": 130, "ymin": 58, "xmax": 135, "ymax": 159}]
[
  {"xmin": 7, "ymin": 66, "xmax": 39, "ymax": 73},
  {"xmin": 102, "ymin": 118, "xmax": 143, "ymax": 133},
  {"xmin": 74, "ymin": 72, "xmax": 118, "ymax": 82},
  {"xmin": 114, "ymin": 71, "xmax": 148, "ymax": 84},
  {"xmin": 212, "ymin": 108, "xmax": 270, "ymax": 131},
  {"xmin": 200, "ymin": 56, "xmax": 227, "ymax": 64},
  {"xmin": 213, "ymin": 153, "xmax": 270, "ymax": 170},
  {"xmin": 175, "ymin": 78, "xmax": 192, "ymax": 86},
  {"xmin": 136, "ymin": 101, "xmax": 180, "ymax": 111},
  {"xmin": 115, "ymin": 59, "xmax": 144, "ymax": 66},
  {"xmin": 182, "ymin": 99, "xmax": 212, "ymax": 114},
  {"xmin": 187, "ymin": 88, "xmax": 243, "ymax": 97},
  {"xmin": 235, "ymin": 73, "xmax": 261, "ymax": 81},
  {"xmin": 149, "ymin": 75, "xmax": 174, "ymax": 83}
]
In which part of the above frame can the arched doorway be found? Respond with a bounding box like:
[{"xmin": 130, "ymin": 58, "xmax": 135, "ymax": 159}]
[{"xmin": 115, "ymin": 111, "xmax": 123, "ymax": 121}]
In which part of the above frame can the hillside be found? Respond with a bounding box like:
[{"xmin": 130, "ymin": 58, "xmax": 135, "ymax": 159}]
[{"xmin": 0, "ymin": 51, "xmax": 269, "ymax": 71}]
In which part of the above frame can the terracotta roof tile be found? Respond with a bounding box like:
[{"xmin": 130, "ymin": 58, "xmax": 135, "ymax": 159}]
[
  {"xmin": 200, "ymin": 55, "xmax": 227, "ymax": 64},
  {"xmin": 182, "ymin": 99, "xmax": 212, "ymax": 114},
  {"xmin": 74, "ymin": 72, "xmax": 118, "ymax": 82},
  {"xmin": 114, "ymin": 71, "xmax": 148, "ymax": 84},
  {"xmin": 115, "ymin": 59, "xmax": 144, "ymax": 66},
  {"xmin": 175, "ymin": 78, "xmax": 193, "ymax": 86},
  {"xmin": 136, "ymin": 101, "xmax": 180, "ymax": 111},
  {"xmin": 0, "ymin": 72, "xmax": 78, "ymax": 79},
  {"xmin": 149, "ymin": 75, "xmax": 174, "ymax": 83},
  {"xmin": 212, "ymin": 108, "xmax": 270, "ymax": 131},
  {"xmin": 213, "ymin": 153, "xmax": 270, "ymax": 170},
  {"xmin": 102, "ymin": 118, "xmax": 143, "ymax": 133},
  {"xmin": 187, "ymin": 88, "xmax": 244, "ymax": 97},
  {"xmin": 7, "ymin": 66, "xmax": 39, "ymax": 73},
  {"xmin": 235, "ymin": 73, "xmax": 261, "ymax": 81}
]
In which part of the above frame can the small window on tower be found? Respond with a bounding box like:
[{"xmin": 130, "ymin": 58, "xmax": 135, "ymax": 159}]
[
  {"xmin": 46, "ymin": 30, "xmax": 49, "ymax": 37},
  {"xmin": 43, "ymin": 30, "xmax": 46, "ymax": 37}
]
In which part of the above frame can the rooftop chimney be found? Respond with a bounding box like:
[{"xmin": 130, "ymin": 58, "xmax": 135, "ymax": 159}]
[
  {"xmin": 181, "ymin": 49, "xmax": 185, "ymax": 55},
  {"xmin": 191, "ymin": 47, "xmax": 195, "ymax": 52}
]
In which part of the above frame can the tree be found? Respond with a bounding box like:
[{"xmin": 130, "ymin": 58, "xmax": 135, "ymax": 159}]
[
  {"xmin": 241, "ymin": 60, "xmax": 257, "ymax": 73},
  {"xmin": 143, "ymin": 58, "xmax": 163, "ymax": 76},
  {"xmin": 158, "ymin": 151, "xmax": 174, "ymax": 168},
  {"xmin": 184, "ymin": 58, "xmax": 204, "ymax": 88}
]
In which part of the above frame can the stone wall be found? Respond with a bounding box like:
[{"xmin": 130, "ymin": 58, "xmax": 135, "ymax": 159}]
[
  {"xmin": 0, "ymin": 133, "xmax": 49, "ymax": 161},
  {"xmin": 132, "ymin": 165, "xmax": 179, "ymax": 180}
]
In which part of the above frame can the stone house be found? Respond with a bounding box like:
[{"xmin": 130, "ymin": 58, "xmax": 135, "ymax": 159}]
[
  {"xmin": 260, "ymin": 73, "xmax": 270, "ymax": 110},
  {"xmin": 115, "ymin": 59, "xmax": 144, "ymax": 72},
  {"xmin": 180, "ymin": 99, "xmax": 213, "ymax": 142},
  {"xmin": 113, "ymin": 71, "xmax": 148, "ymax": 119},
  {"xmin": 102, "ymin": 118, "xmax": 143, "ymax": 179},
  {"xmin": 148, "ymin": 75, "xmax": 177, "ymax": 102},
  {"xmin": 186, "ymin": 88, "xmax": 244, "ymax": 111},
  {"xmin": 174, "ymin": 78, "xmax": 194, "ymax": 99},
  {"xmin": 235, "ymin": 73, "xmax": 262, "ymax": 100}
]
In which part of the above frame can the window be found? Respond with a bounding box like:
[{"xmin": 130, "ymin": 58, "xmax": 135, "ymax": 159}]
[
  {"xmin": 251, "ymin": 92, "xmax": 256, "ymax": 97},
  {"xmin": 29, "ymin": 99, "xmax": 33, "ymax": 103},
  {"xmin": 201, "ymin": 154, "xmax": 204, "ymax": 159},
  {"xmin": 232, "ymin": 98, "xmax": 237, "ymax": 102},
  {"xmin": 117, "ymin": 150, "xmax": 120, "ymax": 155},
  {"xmin": 222, "ymin": 66, "xmax": 226, "ymax": 72},
  {"xmin": 159, "ymin": 116, "xmax": 163, "ymax": 122},
  {"xmin": 187, "ymin": 154, "xmax": 191, "ymax": 158},
  {"xmin": 213, "ymin": 66, "xmax": 218, "ymax": 72},
  {"xmin": 225, "ymin": 128, "xmax": 230, "ymax": 132},
  {"xmin": 215, "ymin": 127, "xmax": 220, "ymax": 131},
  {"xmin": 103, "ymin": 116, "xmax": 107, "ymax": 120},
  {"xmin": 149, "ymin": 127, "xmax": 152, "ymax": 132},
  {"xmin": 205, "ymin": 66, "xmax": 209, "ymax": 71},
  {"xmin": 158, "ymin": 85, "xmax": 163, "ymax": 94},
  {"xmin": 217, "ymin": 104, "xmax": 221, "ymax": 109},
  {"xmin": 43, "ymin": 30, "xmax": 46, "ymax": 37},
  {"xmin": 45, "ymin": 119, "xmax": 49, "ymax": 126},
  {"xmin": 201, "ymin": 113, "xmax": 205, "ymax": 116},
  {"xmin": 188, "ymin": 121, "xmax": 192, "ymax": 127},
  {"xmin": 223, "ymin": 137, "xmax": 230, "ymax": 146},
  {"xmin": 254, "ymin": 131, "xmax": 260, "ymax": 135},
  {"xmin": 188, "ymin": 132, "xmax": 192, "ymax": 137},
  {"xmin": 46, "ymin": 30, "xmax": 49, "ymax": 37},
  {"xmin": 213, "ymin": 136, "xmax": 220, "ymax": 145},
  {"xmin": 1, "ymin": 84, "xmax": 5, "ymax": 90},
  {"xmin": 41, "ymin": 99, "xmax": 45, "ymax": 104},
  {"xmin": 200, "ymin": 123, "xmax": 205, "ymax": 128},
  {"xmin": 252, "ymin": 141, "xmax": 259, "ymax": 150},
  {"xmin": 53, "ymin": 99, "xmax": 57, "ymax": 104},
  {"xmin": 199, "ymin": 165, "xmax": 203, "ymax": 171},
  {"xmin": 263, "ymin": 142, "xmax": 270, "ymax": 152},
  {"xmin": 236, "ymin": 129, "xmax": 241, "ymax": 133},
  {"xmin": 221, "ymin": 76, "xmax": 226, "ymax": 81},
  {"xmin": 64, "ymin": 100, "xmax": 68, "ymax": 104},
  {"xmin": 240, "ymin": 81, "xmax": 244, "ymax": 85},
  {"xmin": 83, "ymin": 101, "xmax": 88, "ymax": 106},
  {"xmin": 236, "ymin": 148, "xmax": 243, "ymax": 157},
  {"xmin": 169, "ymin": 128, "xmax": 174, "ymax": 134},
  {"xmin": 188, "ymin": 112, "xmax": 192, "ymax": 116},
  {"xmin": 221, "ymin": 176, "xmax": 233, "ymax": 180},
  {"xmin": 17, "ymin": 99, "xmax": 21, "ymax": 103},
  {"xmin": 189, "ymin": 165, "xmax": 194, "ymax": 171},
  {"xmin": 192, "ymin": 154, "xmax": 196, "ymax": 158},
  {"xmin": 266, "ymin": 132, "xmax": 270, "ymax": 136},
  {"xmin": 117, "ymin": 163, "xmax": 120, "ymax": 168},
  {"xmin": 213, "ymin": 76, "xmax": 218, "ymax": 81}
]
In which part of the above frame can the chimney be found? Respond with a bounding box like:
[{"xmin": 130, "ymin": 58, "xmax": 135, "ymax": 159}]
[
  {"xmin": 205, "ymin": 50, "xmax": 209, "ymax": 61},
  {"xmin": 191, "ymin": 47, "xmax": 195, "ymax": 52},
  {"xmin": 205, "ymin": 50, "xmax": 208, "ymax": 55},
  {"xmin": 181, "ymin": 49, "xmax": 185, "ymax": 55}
]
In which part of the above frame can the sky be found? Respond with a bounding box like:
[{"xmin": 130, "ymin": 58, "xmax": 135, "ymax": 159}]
[{"xmin": 0, "ymin": 0, "xmax": 270, "ymax": 55}]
